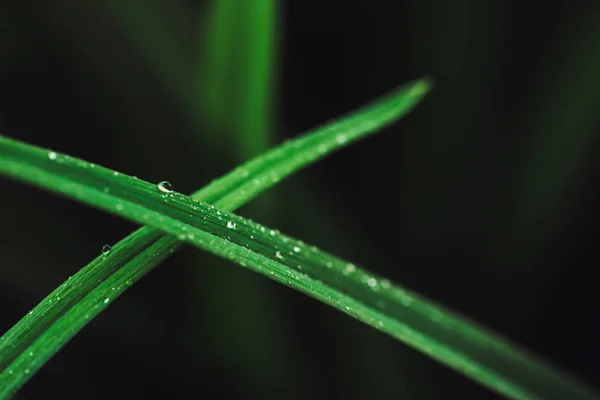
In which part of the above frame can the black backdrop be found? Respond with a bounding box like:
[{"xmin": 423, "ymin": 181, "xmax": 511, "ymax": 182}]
[{"xmin": 1, "ymin": 1, "xmax": 600, "ymax": 399}]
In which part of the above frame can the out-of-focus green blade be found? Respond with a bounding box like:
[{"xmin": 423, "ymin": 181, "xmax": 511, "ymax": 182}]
[
  {"xmin": 195, "ymin": 1, "xmax": 284, "ymax": 394},
  {"xmin": 199, "ymin": 0, "xmax": 278, "ymax": 156},
  {"xmin": 493, "ymin": 10, "xmax": 600, "ymax": 273},
  {"xmin": 0, "ymin": 125, "xmax": 598, "ymax": 400},
  {"xmin": 0, "ymin": 80, "xmax": 428, "ymax": 397}
]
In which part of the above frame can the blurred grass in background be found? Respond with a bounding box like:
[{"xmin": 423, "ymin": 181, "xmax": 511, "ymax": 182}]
[{"xmin": 1, "ymin": 1, "xmax": 599, "ymax": 399}]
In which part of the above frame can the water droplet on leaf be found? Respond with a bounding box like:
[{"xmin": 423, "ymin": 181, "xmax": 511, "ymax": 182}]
[
  {"xmin": 336, "ymin": 134, "xmax": 347, "ymax": 144},
  {"xmin": 48, "ymin": 151, "xmax": 57, "ymax": 160},
  {"xmin": 101, "ymin": 244, "xmax": 112, "ymax": 255},
  {"xmin": 343, "ymin": 263, "xmax": 356, "ymax": 275},
  {"xmin": 157, "ymin": 181, "xmax": 174, "ymax": 193},
  {"xmin": 227, "ymin": 221, "xmax": 236, "ymax": 229}
]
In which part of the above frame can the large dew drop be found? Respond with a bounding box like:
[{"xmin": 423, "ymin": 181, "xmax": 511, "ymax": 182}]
[
  {"xmin": 157, "ymin": 181, "xmax": 174, "ymax": 194},
  {"xmin": 343, "ymin": 263, "xmax": 356, "ymax": 275},
  {"xmin": 101, "ymin": 244, "xmax": 112, "ymax": 255},
  {"xmin": 227, "ymin": 221, "xmax": 236, "ymax": 229}
]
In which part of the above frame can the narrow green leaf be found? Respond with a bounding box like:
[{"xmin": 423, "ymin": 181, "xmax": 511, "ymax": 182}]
[
  {"xmin": 199, "ymin": 0, "xmax": 242, "ymax": 131},
  {"xmin": 0, "ymin": 80, "xmax": 428, "ymax": 398},
  {"xmin": 197, "ymin": 0, "xmax": 287, "ymax": 393},
  {"xmin": 0, "ymin": 83, "xmax": 597, "ymax": 400},
  {"xmin": 199, "ymin": 0, "xmax": 278, "ymax": 157}
]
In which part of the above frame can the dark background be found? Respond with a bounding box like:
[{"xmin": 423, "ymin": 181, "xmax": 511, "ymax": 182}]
[{"xmin": 1, "ymin": 1, "xmax": 600, "ymax": 399}]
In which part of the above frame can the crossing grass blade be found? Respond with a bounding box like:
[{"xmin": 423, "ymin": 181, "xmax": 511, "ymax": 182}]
[
  {"xmin": 0, "ymin": 79, "xmax": 428, "ymax": 398},
  {"xmin": 0, "ymin": 84, "xmax": 598, "ymax": 400}
]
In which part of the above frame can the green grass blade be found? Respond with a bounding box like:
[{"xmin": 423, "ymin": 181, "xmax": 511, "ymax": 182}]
[
  {"xmin": 198, "ymin": 0, "xmax": 242, "ymax": 131},
  {"xmin": 200, "ymin": 0, "xmax": 278, "ymax": 157},
  {"xmin": 0, "ymin": 101, "xmax": 598, "ymax": 400},
  {"xmin": 197, "ymin": 0, "xmax": 288, "ymax": 393},
  {"xmin": 0, "ymin": 80, "xmax": 428, "ymax": 397}
]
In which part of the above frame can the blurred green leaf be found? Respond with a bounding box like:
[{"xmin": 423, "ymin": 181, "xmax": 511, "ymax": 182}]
[
  {"xmin": 494, "ymin": 9, "xmax": 600, "ymax": 274},
  {"xmin": 193, "ymin": 1, "xmax": 284, "ymax": 393}
]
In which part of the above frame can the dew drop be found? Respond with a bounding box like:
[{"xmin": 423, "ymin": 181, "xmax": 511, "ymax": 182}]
[
  {"xmin": 157, "ymin": 181, "xmax": 174, "ymax": 193},
  {"xmin": 24, "ymin": 368, "xmax": 30, "ymax": 375},
  {"xmin": 115, "ymin": 203, "xmax": 124, "ymax": 211},
  {"xmin": 367, "ymin": 277, "xmax": 377, "ymax": 288},
  {"xmin": 8, "ymin": 369, "xmax": 14, "ymax": 375},
  {"xmin": 326, "ymin": 261, "xmax": 333, "ymax": 268},
  {"xmin": 48, "ymin": 151, "xmax": 57, "ymax": 160},
  {"xmin": 125, "ymin": 279, "xmax": 134, "ymax": 287},
  {"xmin": 293, "ymin": 246, "xmax": 301, "ymax": 253},
  {"xmin": 101, "ymin": 244, "xmax": 112, "ymax": 255},
  {"xmin": 103, "ymin": 298, "xmax": 110, "ymax": 305},
  {"xmin": 269, "ymin": 230, "xmax": 276, "ymax": 236},
  {"xmin": 275, "ymin": 251, "xmax": 284, "ymax": 259},
  {"xmin": 343, "ymin": 263, "xmax": 356, "ymax": 275},
  {"xmin": 227, "ymin": 221, "xmax": 236, "ymax": 229},
  {"xmin": 335, "ymin": 134, "xmax": 348, "ymax": 144},
  {"xmin": 28, "ymin": 310, "xmax": 34, "ymax": 315},
  {"xmin": 400, "ymin": 294, "xmax": 413, "ymax": 307}
]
